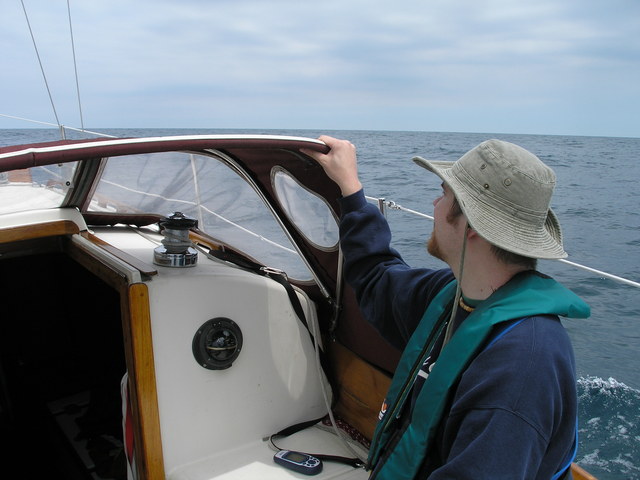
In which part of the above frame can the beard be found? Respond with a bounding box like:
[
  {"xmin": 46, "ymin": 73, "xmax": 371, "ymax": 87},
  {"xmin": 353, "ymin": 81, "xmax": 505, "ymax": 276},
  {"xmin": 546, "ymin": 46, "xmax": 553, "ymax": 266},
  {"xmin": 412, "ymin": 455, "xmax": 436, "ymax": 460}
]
[{"xmin": 427, "ymin": 231, "xmax": 445, "ymax": 262}]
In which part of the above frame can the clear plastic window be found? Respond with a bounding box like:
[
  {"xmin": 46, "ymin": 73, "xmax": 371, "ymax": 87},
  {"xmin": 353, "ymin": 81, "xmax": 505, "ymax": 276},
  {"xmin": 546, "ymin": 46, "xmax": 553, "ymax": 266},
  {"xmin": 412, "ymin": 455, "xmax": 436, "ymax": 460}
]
[
  {"xmin": 272, "ymin": 167, "xmax": 339, "ymax": 250},
  {"xmin": 0, "ymin": 163, "xmax": 77, "ymax": 214},
  {"xmin": 88, "ymin": 152, "xmax": 313, "ymax": 280}
]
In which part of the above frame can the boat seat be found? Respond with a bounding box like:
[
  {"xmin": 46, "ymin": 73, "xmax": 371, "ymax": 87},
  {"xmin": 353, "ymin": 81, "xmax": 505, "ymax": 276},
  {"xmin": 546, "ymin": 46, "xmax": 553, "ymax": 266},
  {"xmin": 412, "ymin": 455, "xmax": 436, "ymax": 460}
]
[{"xmin": 168, "ymin": 426, "xmax": 369, "ymax": 480}]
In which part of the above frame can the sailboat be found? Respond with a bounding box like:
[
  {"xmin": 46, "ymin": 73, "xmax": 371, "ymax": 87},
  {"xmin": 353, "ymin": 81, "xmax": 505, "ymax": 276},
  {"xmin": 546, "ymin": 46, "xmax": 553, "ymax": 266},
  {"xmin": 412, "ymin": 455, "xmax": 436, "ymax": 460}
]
[{"xmin": 0, "ymin": 133, "xmax": 597, "ymax": 480}]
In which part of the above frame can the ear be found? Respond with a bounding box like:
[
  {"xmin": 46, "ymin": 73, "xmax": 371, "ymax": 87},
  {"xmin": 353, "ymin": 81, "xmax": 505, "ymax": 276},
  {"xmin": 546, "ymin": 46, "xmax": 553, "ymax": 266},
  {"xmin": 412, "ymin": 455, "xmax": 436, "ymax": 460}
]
[{"xmin": 466, "ymin": 225, "xmax": 479, "ymax": 239}]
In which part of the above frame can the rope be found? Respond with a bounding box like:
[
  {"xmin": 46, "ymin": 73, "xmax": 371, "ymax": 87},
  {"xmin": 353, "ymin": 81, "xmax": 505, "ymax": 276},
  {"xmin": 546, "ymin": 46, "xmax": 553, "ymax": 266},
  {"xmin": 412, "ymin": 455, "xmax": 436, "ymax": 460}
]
[{"xmin": 366, "ymin": 195, "xmax": 640, "ymax": 290}]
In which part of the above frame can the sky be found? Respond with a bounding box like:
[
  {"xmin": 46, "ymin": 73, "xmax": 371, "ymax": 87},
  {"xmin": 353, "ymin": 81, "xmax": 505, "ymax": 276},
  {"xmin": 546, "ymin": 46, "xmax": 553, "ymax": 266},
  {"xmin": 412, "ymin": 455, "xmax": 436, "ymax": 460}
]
[{"xmin": 1, "ymin": 0, "xmax": 639, "ymax": 137}]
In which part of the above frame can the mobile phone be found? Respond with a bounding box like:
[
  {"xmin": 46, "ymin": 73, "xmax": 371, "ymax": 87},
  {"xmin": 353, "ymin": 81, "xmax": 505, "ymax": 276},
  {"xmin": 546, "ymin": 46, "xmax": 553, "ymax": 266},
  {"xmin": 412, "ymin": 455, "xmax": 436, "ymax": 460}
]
[{"xmin": 273, "ymin": 450, "xmax": 323, "ymax": 475}]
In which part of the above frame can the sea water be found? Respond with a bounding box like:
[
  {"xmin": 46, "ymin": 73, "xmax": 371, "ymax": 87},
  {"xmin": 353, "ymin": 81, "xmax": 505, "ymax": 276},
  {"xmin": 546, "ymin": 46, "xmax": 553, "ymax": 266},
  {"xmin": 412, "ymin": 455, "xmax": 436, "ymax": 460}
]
[{"xmin": 2, "ymin": 128, "xmax": 639, "ymax": 479}]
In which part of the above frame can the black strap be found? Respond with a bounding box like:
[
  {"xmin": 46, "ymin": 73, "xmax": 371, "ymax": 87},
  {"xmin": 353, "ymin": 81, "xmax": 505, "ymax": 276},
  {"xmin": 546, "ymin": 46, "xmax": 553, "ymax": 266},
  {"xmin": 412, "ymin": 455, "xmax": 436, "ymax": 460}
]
[
  {"xmin": 207, "ymin": 249, "xmax": 312, "ymax": 337},
  {"xmin": 271, "ymin": 417, "xmax": 365, "ymax": 469},
  {"xmin": 206, "ymin": 248, "xmax": 334, "ymax": 382},
  {"xmin": 207, "ymin": 249, "xmax": 363, "ymax": 467}
]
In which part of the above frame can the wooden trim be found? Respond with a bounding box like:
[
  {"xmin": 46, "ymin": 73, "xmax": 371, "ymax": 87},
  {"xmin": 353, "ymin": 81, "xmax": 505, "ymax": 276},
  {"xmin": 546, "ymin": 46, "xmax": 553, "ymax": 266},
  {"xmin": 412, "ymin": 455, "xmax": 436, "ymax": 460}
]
[
  {"xmin": 85, "ymin": 232, "xmax": 158, "ymax": 276},
  {"xmin": 0, "ymin": 220, "xmax": 79, "ymax": 244},
  {"xmin": 65, "ymin": 237, "xmax": 127, "ymax": 289},
  {"xmin": 124, "ymin": 283, "xmax": 165, "ymax": 480},
  {"xmin": 327, "ymin": 340, "xmax": 391, "ymax": 441}
]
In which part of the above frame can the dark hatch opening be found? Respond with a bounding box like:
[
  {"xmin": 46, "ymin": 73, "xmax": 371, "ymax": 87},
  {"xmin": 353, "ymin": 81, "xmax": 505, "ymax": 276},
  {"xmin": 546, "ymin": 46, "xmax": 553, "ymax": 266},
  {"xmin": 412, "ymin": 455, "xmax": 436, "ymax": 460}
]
[{"xmin": 0, "ymin": 250, "xmax": 127, "ymax": 480}]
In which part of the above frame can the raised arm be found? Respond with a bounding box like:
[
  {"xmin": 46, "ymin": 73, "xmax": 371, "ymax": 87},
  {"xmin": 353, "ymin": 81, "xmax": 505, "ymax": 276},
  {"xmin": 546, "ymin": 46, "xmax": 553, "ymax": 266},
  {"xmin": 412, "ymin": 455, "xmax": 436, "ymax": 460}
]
[{"xmin": 301, "ymin": 135, "xmax": 363, "ymax": 197}]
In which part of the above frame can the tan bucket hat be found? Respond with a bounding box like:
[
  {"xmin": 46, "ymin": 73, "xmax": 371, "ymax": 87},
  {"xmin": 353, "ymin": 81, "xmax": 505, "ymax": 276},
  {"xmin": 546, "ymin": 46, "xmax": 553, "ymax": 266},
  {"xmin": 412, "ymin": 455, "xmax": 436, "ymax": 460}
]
[{"xmin": 413, "ymin": 139, "xmax": 567, "ymax": 259}]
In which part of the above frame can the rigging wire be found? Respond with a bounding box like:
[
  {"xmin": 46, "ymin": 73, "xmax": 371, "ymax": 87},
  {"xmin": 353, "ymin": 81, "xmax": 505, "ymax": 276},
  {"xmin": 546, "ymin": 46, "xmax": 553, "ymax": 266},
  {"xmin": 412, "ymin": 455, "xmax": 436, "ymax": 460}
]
[
  {"xmin": 6, "ymin": 5, "xmax": 640, "ymax": 292},
  {"xmin": 17, "ymin": 0, "xmax": 86, "ymax": 138},
  {"xmin": 7, "ymin": 0, "xmax": 640, "ymax": 295},
  {"xmin": 67, "ymin": 0, "xmax": 84, "ymax": 131},
  {"xmin": 558, "ymin": 259, "xmax": 640, "ymax": 289},
  {"xmin": 0, "ymin": 114, "xmax": 115, "ymax": 138},
  {"xmin": 20, "ymin": 0, "xmax": 61, "ymax": 129},
  {"xmin": 366, "ymin": 195, "xmax": 640, "ymax": 289}
]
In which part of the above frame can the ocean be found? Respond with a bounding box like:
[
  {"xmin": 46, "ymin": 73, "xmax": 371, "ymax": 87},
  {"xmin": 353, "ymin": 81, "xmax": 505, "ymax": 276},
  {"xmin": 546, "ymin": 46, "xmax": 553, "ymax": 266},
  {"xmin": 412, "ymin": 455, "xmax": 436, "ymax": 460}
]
[{"xmin": 2, "ymin": 128, "xmax": 639, "ymax": 479}]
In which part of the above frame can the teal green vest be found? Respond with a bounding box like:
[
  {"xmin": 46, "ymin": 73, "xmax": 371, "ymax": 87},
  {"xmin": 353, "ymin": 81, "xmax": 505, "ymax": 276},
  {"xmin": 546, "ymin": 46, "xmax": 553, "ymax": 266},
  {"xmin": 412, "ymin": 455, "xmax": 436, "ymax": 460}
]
[{"xmin": 367, "ymin": 272, "xmax": 590, "ymax": 480}]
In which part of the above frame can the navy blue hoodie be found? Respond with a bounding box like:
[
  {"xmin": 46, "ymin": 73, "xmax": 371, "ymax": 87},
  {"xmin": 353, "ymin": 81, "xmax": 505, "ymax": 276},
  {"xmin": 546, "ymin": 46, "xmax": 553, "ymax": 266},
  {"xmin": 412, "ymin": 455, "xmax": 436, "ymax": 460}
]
[{"xmin": 339, "ymin": 190, "xmax": 577, "ymax": 480}]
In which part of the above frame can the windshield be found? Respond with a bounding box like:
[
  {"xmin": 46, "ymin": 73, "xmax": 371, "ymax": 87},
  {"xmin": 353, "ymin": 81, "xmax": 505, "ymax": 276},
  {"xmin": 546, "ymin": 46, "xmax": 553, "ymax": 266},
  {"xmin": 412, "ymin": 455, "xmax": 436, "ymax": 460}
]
[{"xmin": 87, "ymin": 151, "xmax": 314, "ymax": 280}]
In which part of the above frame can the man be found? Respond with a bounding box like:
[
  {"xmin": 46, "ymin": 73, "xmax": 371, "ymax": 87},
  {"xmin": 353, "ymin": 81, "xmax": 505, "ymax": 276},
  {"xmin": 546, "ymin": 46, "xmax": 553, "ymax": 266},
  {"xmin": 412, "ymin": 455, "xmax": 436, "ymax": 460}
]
[{"xmin": 303, "ymin": 137, "xmax": 590, "ymax": 479}]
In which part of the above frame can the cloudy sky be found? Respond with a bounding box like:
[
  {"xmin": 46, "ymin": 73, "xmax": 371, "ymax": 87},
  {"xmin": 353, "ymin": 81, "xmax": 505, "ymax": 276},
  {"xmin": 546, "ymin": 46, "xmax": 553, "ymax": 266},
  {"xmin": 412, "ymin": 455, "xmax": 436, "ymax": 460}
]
[{"xmin": 2, "ymin": 0, "xmax": 639, "ymax": 137}]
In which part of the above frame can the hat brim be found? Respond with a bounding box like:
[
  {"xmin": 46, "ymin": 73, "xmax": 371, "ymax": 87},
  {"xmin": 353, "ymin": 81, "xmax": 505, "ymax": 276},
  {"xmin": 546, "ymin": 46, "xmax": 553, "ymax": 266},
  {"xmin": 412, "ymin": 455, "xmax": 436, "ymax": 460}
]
[{"xmin": 413, "ymin": 156, "xmax": 567, "ymax": 260}]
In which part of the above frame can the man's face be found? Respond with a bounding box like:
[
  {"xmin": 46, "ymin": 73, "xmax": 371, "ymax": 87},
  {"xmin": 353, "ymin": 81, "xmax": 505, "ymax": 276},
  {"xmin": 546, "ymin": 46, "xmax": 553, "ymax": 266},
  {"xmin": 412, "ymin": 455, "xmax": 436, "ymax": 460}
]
[{"xmin": 427, "ymin": 183, "xmax": 465, "ymax": 265}]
